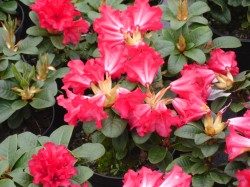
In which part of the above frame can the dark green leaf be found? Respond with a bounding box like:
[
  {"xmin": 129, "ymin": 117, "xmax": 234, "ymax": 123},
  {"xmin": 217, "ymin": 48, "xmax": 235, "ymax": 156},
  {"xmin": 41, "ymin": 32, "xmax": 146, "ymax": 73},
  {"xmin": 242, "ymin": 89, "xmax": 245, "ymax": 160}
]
[
  {"xmin": 30, "ymin": 89, "xmax": 55, "ymax": 109},
  {"xmin": 224, "ymin": 162, "xmax": 245, "ymax": 177},
  {"xmin": 72, "ymin": 143, "xmax": 105, "ymax": 162},
  {"xmin": 72, "ymin": 166, "xmax": 93, "ymax": 184},
  {"xmin": 50, "ymin": 125, "xmax": 74, "ymax": 147},
  {"xmin": 211, "ymin": 36, "xmax": 241, "ymax": 49},
  {"xmin": 174, "ymin": 124, "xmax": 203, "ymax": 139},
  {"xmin": 112, "ymin": 129, "xmax": 128, "ymax": 152},
  {"xmin": 184, "ymin": 48, "xmax": 206, "ymax": 64},
  {"xmin": 194, "ymin": 133, "xmax": 212, "ymax": 145},
  {"xmin": 18, "ymin": 132, "xmax": 38, "ymax": 151},
  {"xmin": 168, "ymin": 54, "xmax": 187, "ymax": 74},
  {"xmin": 50, "ymin": 36, "xmax": 65, "ymax": 49},
  {"xmin": 101, "ymin": 110, "xmax": 127, "ymax": 138},
  {"xmin": 131, "ymin": 131, "xmax": 151, "ymax": 144},
  {"xmin": 148, "ymin": 146, "xmax": 167, "ymax": 164},
  {"xmin": 200, "ymin": 144, "xmax": 219, "ymax": 157},
  {"xmin": 192, "ymin": 173, "xmax": 214, "ymax": 187},
  {"xmin": 0, "ymin": 80, "xmax": 18, "ymax": 100},
  {"xmin": 166, "ymin": 155, "xmax": 194, "ymax": 173},
  {"xmin": 191, "ymin": 161, "xmax": 208, "ymax": 174},
  {"xmin": 210, "ymin": 172, "xmax": 231, "ymax": 184}
]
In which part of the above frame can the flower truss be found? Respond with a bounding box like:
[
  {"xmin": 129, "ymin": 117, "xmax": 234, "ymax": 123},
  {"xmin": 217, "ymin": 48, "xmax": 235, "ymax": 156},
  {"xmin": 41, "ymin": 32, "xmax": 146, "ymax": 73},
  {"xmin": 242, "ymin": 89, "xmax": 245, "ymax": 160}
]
[
  {"xmin": 30, "ymin": 0, "xmax": 89, "ymax": 44},
  {"xmin": 28, "ymin": 142, "xmax": 78, "ymax": 187}
]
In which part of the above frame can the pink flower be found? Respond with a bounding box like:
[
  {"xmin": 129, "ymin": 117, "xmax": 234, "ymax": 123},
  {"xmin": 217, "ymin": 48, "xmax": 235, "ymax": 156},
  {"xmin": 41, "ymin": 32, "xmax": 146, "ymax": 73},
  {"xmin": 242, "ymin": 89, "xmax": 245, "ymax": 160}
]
[
  {"xmin": 228, "ymin": 114, "xmax": 250, "ymax": 137},
  {"xmin": 225, "ymin": 126, "xmax": 250, "ymax": 161},
  {"xmin": 128, "ymin": 103, "xmax": 180, "ymax": 137},
  {"xmin": 244, "ymin": 110, "xmax": 250, "ymax": 117},
  {"xmin": 170, "ymin": 64, "xmax": 215, "ymax": 101},
  {"xmin": 57, "ymin": 90, "xmax": 107, "ymax": 128},
  {"xmin": 62, "ymin": 59, "xmax": 104, "ymax": 94},
  {"xmin": 172, "ymin": 97, "xmax": 210, "ymax": 125},
  {"xmin": 28, "ymin": 142, "xmax": 77, "ymax": 187},
  {"xmin": 159, "ymin": 165, "xmax": 192, "ymax": 187},
  {"xmin": 112, "ymin": 88, "xmax": 147, "ymax": 119},
  {"xmin": 123, "ymin": 165, "xmax": 192, "ymax": 187},
  {"xmin": 236, "ymin": 168, "xmax": 250, "ymax": 187},
  {"xmin": 206, "ymin": 48, "xmax": 239, "ymax": 76},
  {"xmin": 97, "ymin": 44, "xmax": 127, "ymax": 79},
  {"xmin": 125, "ymin": 44, "xmax": 164, "ymax": 86},
  {"xmin": 123, "ymin": 166, "xmax": 163, "ymax": 187},
  {"xmin": 94, "ymin": 0, "xmax": 162, "ymax": 47},
  {"xmin": 63, "ymin": 18, "xmax": 90, "ymax": 45}
]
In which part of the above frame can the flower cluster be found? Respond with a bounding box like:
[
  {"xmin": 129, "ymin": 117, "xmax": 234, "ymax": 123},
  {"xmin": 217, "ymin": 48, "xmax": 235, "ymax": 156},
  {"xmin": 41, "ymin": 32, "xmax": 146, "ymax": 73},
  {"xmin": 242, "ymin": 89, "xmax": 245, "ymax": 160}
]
[
  {"xmin": 28, "ymin": 142, "xmax": 78, "ymax": 187},
  {"xmin": 30, "ymin": 0, "xmax": 89, "ymax": 44},
  {"xmin": 123, "ymin": 165, "xmax": 192, "ymax": 187}
]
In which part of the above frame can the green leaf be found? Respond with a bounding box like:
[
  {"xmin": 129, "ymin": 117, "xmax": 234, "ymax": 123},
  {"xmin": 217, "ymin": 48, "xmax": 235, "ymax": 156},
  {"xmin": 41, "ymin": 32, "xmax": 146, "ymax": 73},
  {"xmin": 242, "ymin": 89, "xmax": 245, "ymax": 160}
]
[
  {"xmin": 101, "ymin": 109, "xmax": 127, "ymax": 138},
  {"xmin": 234, "ymin": 80, "xmax": 250, "ymax": 92},
  {"xmin": 166, "ymin": 155, "xmax": 194, "ymax": 173},
  {"xmin": 50, "ymin": 125, "xmax": 74, "ymax": 147},
  {"xmin": 189, "ymin": 1, "xmax": 210, "ymax": 16},
  {"xmin": 210, "ymin": 172, "xmax": 231, "ymax": 184},
  {"xmin": 26, "ymin": 26, "xmax": 49, "ymax": 36},
  {"xmin": 188, "ymin": 16, "xmax": 208, "ymax": 25},
  {"xmin": 148, "ymin": 146, "xmax": 167, "ymax": 164},
  {"xmin": 157, "ymin": 150, "xmax": 173, "ymax": 171},
  {"xmin": 191, "ymin": 161, "xmax": 208, "ymax": 174},
  {"xmin": 8, "ymin": 168, "xmax": 32, "ymax": 187},
  {"xmin": 118, "ymin": 78, "xmax": 137, "ymax": 91},
  {"xmin": 230, "ymin": 102, "xmax": 245, "ymax": 113},
  {"xmin": 0, "ymin": 1, "xmax": 17, "ymax": 13},
  {"xmin": 18, "ymin": 132, "xmax": 38, "ymax": 151},
  {"xmin": 29, "ymin": 11, "xmax": 39, "ymax": 25},
  {"xmin": 132, "ymin": 131, "xmax": 151, "ymax": 144},
  {"xmin": 18, "ymin": 36, "xmax": 43, "ymax": 54},
  {"xmin": 7, "ymin": 110, "xmax": 24, "ymax": 129},
  {"xmin": 112, "ymin": 129, "xmax": 128, "ymax": 152},
  {"xmin": 82, "ymin": 121, "xmax": 97, "ymax": 134},
  {"xmin": 210, "ymin": 3, "xmax": 231, "ymax": 24},
  {"xmin": 211, "ymin": 36, "xmax": 241, "ymax": 49},
  {"xmin": 174, "ymin": 124, "xmax": 203, "ymax": 139},
  {"xmin": 0, "ymin": 134, "xmax": 17, "ymax": 166},
  {"xmin": 38, "ymin": 136, "xmax": 51, "ymax": 146},
  {"xmin": 91, "ymin": 131, "xmax": 105, "ymax": 143},
  {"xmin": 211, "ymin": 97, "xmax": 227, "ymax": 113},
  {"xmin": 50, "ymin": 36, "xmax": 65, "ymax": 49},
  {"xmin": 0, "ymin": 80, "xmax": 18, "ymax": 100},
  {"xmin": 168, "ymin": 54, "xmax": 187, "ymax": 74},
  {"xmin": 184, "ymin": 48, "xmax": 206, "ymax": 64},
  {"xmin": 194, "ymin": 133, "xmax": 212, "ymax": 145},
  {"xmin": 154, "ymin": 40, "xmax": 175, "ymax": 58},
  {"xmin": 72, "ymin": 143, "xmax": 105, "ymax": 162},
  {"xmin": 0, "ymin": 160, "xmax": 9, "ymax": 176},
  {"xmin": 29, "ymin": 89, "xmax": 55, "ymax": 109},
  {"xmin": 11, "ymin": 100, "xmax": 27, "ymax": 111},
  {"xmin": 200, "ymin": 144, "xmax": 219, "ymax": 157},
  {"xmin": 224, "ymin": 162, "xmax": 245, "ymax": 177},
  {"xmin": 189, "ymin": 26, "xmax": 213, "ymax": 47},
  {"xmin": 14, "ymin": 147, "xmax": 40, "ymax": 168},
  {"xmin": 192, "ymin": 173, "xmax": 214, "ymax": 187},
  {"xmin": 87, "ymin": 11, "xmax": 101, "ymax": 21},
  {"xmin": 0, "ymin": 179, "xmax": 16, "ymax": 187},
  {"xmin": 72, "ymin": 166, "xmax": 94, "ymax": 184},
  {"xmin": 170, "ymin": 20, "xmax": 186, "ymax": 30}
]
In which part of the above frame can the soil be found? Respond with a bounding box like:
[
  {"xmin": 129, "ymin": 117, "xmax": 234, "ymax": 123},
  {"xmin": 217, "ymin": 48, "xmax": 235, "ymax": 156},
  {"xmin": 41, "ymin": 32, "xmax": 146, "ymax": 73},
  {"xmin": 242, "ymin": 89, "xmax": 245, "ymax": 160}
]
[
  {"xmin": 205, "ymin": 6, "xmax": 250, "ymax": 40},
  {"xmin": 0, "ymin": 107, "xmax": 54, "ymax": 143}
]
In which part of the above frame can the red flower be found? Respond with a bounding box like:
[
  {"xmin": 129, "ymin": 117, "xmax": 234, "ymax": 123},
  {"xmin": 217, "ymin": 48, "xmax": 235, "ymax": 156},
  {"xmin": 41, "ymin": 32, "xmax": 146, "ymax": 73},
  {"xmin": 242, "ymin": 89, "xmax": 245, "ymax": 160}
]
[
  {"xmin": 28, "ymin": 142, "xmax": 77, "ymax": 187},
  {"xmin": 170, "ymin": 64, "xmax": 215, "ymax": 101},
  {"xmin": 244, "ymin": 110, "xmax": 250, "ymax": 117},
  {"xmin": 236, "ymin": 168, "xmax": 250, "ymax": 187},
  {"xmin": 123, "ymin": 165, "xmax": 191, "ymax": 187},
  {"xmin": 63, "ymin": 18, "xmax": 90, "ymax": 45},
  {"xmin": 62, "ymin": 59, "xmax": 104, "ymax": 94},
  {"xmin": 31, "ymin": 0, "xmax": 80, "ymax": 32},
  {"xmin": 127, "ymin": 0, "xmax": 163, "ymax": 32},
  {"xmin": 113, "ymin": 88, "xmax": 147, "ymax": 119},
  {"xmin": 228, "ymin": 114, "xmax": 250, "ymax": 137},
  {"xmin": 97, "ymin": 44, "xmax": 127, "ymax": 79},
  {"xmin": 94, "ymin": 0, "xmax": 162, "ymax": 47},
  {"xmin": 172, "ymin": 97, "xmax": 210, "ymax": 125},
  {"xmin": 159, "ymin": 165, "xmax": 192, "ymax": 187},
  {"xmin": 206, "ymin": 48, "xmax": 239, "ymax": 76},
  {"xmin": 57, "ymin": 90, "xmax": 107, "ymax": 128},
  {"xmin": 225, "ymin": 126, "xmax": 250, "ymax": 161},
  {"xmin": 125, "ymin": 44, "xmax": 164, "ymax": 86},
  {"xmin": 123, "ymin": 166, "xmax": 163, "ymax": 187}
]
